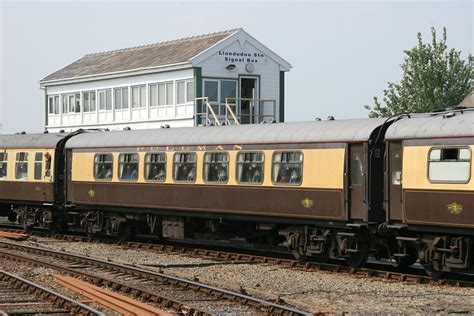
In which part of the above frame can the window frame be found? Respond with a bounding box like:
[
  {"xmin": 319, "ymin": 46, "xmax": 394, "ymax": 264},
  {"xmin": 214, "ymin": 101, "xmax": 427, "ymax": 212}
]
[
  {"xmin": 427, "ymin": 146, "xmax": 472, "ymax": 184},
  {"xmin": 144, "ymin": 152, "xmax": 167, "ymax": 182},
  {"xmin": 93, "ymin": 153, "xmax": 114, "ymax": 181},
  {"xmin": 172, "ymin": 152, "xmax": 197, "ymax": 183},
  {"xmin": 83, "ymin": 91, "xmax": 97, "ymax": 113},
  {"xmin": 176, "ymin": 79, "xmax": 194, "ymax": 105},
  {"xmin": 203, "ymin": 151, "xmax": 229, "ymax": 184},
  {"xmin": 271, "ymin": 151, "xmax": 304, "ymax": 186},
  {"xmin": 131, "ymin": 85, "xmax": 146, "ymax": 109},
  {"xmin": 48, "ymin": 95, "xmax": 60, "ymax": 115},
  {"xmin": 235, "ymin": 151, "xmax": 265, "ymax": 185},
  {"xmin": 98, "ymin": 89, "xmax": 112, "ymax": 111},
  {"xmin": 34, "ymin": 152, "xmax": 43, "ymax": 180},
  {"xmin": 15, "ymin": 152, "xmax": 29, "ymax": 180},
  {"xmin": 351, "ymin": 151, "xmax": 364, "ymax": 186},
  {"xmin": 118, "ymin": 153, "xmax": 139, "ymax": 182},
  {"xmin": 0, "ymin": 152, "xmax": 8, "ymax": 180},
  {"xmin": 114, "ymin": 87, "xmax": 129, "ymax": 110}
]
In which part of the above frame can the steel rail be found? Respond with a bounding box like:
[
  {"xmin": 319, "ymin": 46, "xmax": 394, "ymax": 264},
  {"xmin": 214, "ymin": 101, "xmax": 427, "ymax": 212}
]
[
  {"xmin": 0, "ymin": 240, "xmax": 310, "ymax": 316},
  {"xmin": 0, "ymin": 269, "xmax": 104, "ymax": 316},
  {"xmin": 3, "ymin": 226, "xmax": 473, "ymax": 287}
]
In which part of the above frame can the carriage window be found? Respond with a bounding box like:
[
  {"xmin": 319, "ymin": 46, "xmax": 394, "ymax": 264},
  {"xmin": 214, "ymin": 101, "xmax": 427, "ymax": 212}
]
[
  {"xmin": 173, "ymin": 153, "xmax": 196, "ymax": 182},
  {"xmin": 428, "ymin": 148, "xmax": 471, "ymax": 183},
  {"xmin": 0, "ymin": 153, "xmax": 7, "ymax": 179},
  {"xmin": 118, "ymin": 153, "xmax": 139, "ymax": 181},
  {"xmin": 34, "ymin": 153, "xmax": 43, "ymax": 180},
  {"xmin": 351, "ymin": 152, "xmax": 364, "ymax": 185},
  {"xmin": 204, "ymin": 152, "xmax": 229, "ymax": 183},
  {"xmin": 145, "ymin": 153, "xmax": 166, "ymax": 181},
  {"xmin": 94, "ymin": 154, "xmax": 113, "ymax": 180},
  {"xmin": 236, "ymin": 152, "xmax": 264, "ymax": 184},
  {"xmin": 391, "ymin": 150, "xmax": 402, "ymax": 185},
  {"xmin": 272, "ymin": 152, "xmax": 303, "ymax": 185},
  {"xmin": 44, "ymin": 152, "xmax": 52, "ymax": 177},
  {"xmin": 15, "ymin": 152, "xmax": 29, "ymax": 180}
]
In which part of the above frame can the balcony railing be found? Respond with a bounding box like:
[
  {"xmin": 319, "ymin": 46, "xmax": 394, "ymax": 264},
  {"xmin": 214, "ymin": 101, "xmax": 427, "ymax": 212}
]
[{"xmin": 195, "ymin": 97, "xmax": 276, "ymax": 126}]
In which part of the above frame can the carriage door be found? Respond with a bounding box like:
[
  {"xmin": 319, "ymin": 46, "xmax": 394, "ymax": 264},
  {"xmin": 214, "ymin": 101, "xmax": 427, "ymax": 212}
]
[
  {"xmin": 66, "ymin": 150, "xmax": 74, "ymax": 202},
  {"xmin": 388, "ymin": 142, "xmax": 403, "ymax": 220},
  {"xmin": 349, "ymin": 144, "xmax": 365, "ymax": 220}
]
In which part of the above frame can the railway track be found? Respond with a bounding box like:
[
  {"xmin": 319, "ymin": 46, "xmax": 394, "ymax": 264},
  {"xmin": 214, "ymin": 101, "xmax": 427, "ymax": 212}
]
[
  {"xmin": 0, "ymin": 269, "xmax": 103, "ymax": 316},
  {"xmin": 2, "ymin": 225, "xmax": 474, "ymax": 289},
  {"xmin": 0, "ymin": 240, "xmax": 309, "ymax": 315}
]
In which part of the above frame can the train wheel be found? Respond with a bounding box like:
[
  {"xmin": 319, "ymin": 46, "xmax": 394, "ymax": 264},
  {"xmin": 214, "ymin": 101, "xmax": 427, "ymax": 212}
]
[
  {"xmin": 118, "ymin": 222, "xmax": 134, "ymax": 242},
  {"xmin": 392, "ymin": 244, "xmax": 418, "ymax": 269},
  {"xmin": 423, "ymin": 264, "xmax": 445, "ymax": 279},
  {"xmin": 344, "ymin": 241, "xmax": 370, "ymax": 268},
  {"xmin": 292, "ymin": 248, "xmax": 309, "ymax": 262}
]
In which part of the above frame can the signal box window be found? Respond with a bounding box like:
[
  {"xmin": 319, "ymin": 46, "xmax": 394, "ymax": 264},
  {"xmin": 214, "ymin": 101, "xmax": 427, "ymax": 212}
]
[
  {"xmin": 15, "ymin": 152, "xmax": 29, "ymax": 180},
  {"xmin": 34, "ymin": 153, "xmax": 43, "ymax": 180},
  {"xmin": 94, "ymin": 154, "xmax": 113, "ymax": 180},
  {"xmin": 204, "ymin": 152, "xmax": 229, "ymax": 183},
  {"xmin": 118, "ymin": 154, "xmax": 139, "ymax": 181},
  {"xmin": 173, "ymin": 153, "xmax": 196, "ymax": 182},
  {"xmin": 428, "ymin": 148, "xmax": 471, "ymax": 183},
  {"xmin": 272, "ymin": 151, "xmax": 303, "ymax": 185},
  {"xmin": 0, "ymin": 153, "xmax": 7, "ymax": 179},
  {"xmin": 236, "ymin": 152, "xmax": 264, "ymax": 184},
  {"xmin": 145, "ymin": 153, "xmax": 166, "ymax": 181}
]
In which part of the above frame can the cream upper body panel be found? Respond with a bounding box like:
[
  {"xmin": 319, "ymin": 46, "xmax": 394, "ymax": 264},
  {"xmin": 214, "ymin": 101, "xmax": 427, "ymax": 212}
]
[
  {"xmin": 402, "ymin": 145, "xmax": 474, "ymax": 191},
  {"xmin": 71, "ymin": 148, "xmax": 345, "ymax": 189},
  {"xmin": 0, "ymin": 148, "xmax": 55, "ymax": 183}
]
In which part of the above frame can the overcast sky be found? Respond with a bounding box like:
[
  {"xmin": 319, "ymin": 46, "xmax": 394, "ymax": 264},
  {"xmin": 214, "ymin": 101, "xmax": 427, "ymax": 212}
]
[{"xmin": 0, "ymin": 0, "xmax": 472, "ymax": 134}]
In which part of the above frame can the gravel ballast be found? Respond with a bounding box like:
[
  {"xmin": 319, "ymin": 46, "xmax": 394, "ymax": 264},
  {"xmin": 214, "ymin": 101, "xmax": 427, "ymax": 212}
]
[{"xmin": 1, "ymin": 236, "xmax": 471, "ymax": 314}]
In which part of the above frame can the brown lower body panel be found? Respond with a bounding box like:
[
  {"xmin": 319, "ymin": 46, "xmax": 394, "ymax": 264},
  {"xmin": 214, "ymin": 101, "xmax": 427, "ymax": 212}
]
[
  {"xmin": 0, "ymin": 181, "xmax": 54, "ymax": 203},
  {"xmin": 403, "ymin": 190, "xmax": 474, "ymax": 228},
  {"xmin": 71, "ymin": 182, "xmax": 346, "ymax": 220}
]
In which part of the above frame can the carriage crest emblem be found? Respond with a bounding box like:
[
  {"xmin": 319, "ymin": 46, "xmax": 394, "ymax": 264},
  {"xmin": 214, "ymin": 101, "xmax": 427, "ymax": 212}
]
[
  {"xmin": 447, "ymin": 202, "xmax": 463, "ymax": 215},
  {"xmin": 301, "ymin": 198, "xmax": 313, "ymax": 208},
  {"xmin": 88, "ymin": 189, "xmax": 96, "ymax": 198}
]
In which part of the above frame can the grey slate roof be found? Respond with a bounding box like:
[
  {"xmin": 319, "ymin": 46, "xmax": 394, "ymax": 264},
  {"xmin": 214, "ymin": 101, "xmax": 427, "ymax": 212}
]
[
  {"xmin": 0, "ymin": 133, "xmax": 66, "ymax": 149},
  {"xmin": 459, "ymin": 92, "xmax": 474, "ymax": 107},
  {"xmin": 386, "ymin": 110, "xmax": 474, "ymax": 139},
  {"xmin": 65, "ymin": 118, "xmax": 386, "ymax": 148},
  {"xmin": 41, "ymin": 29, "xmax": 239, "ymax": 83}
]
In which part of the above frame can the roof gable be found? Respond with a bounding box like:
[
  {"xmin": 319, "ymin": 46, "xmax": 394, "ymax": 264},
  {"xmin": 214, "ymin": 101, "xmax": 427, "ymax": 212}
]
[
  {"xmin": 190, "ymin": 29, "xmax": 292, "ymax": 71},
  {"xmin": 40, "ymin": 29, "xmax": 239, "ymax": 84}
]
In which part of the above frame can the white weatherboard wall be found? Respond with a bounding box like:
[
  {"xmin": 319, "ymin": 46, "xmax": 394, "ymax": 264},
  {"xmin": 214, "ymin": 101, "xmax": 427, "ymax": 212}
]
[
  {"xmin": 45, "ymin": 68, "xmax": 194, "ymax": 133},
  {"xmin": 195, "ymin": 37, "xmax": 282, "ymax": 121}
]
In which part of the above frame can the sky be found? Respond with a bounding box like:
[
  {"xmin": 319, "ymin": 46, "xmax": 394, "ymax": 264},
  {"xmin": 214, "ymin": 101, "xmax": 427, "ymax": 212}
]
[{"xmin": 0, "ymin": 0, "xmax": 472, "ymax": 134}]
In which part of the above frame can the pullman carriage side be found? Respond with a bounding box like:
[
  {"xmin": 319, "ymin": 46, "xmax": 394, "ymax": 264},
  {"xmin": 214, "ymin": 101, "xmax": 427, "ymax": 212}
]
[
  {"xmin": 384, "ymin": 110, "xmax": 474, "ymax": 274},
  {"xmin": 0, "ymin": 133, "xmax": 67, "ymax": 229},
  {"xmin": 64, "ymin": 118, "xmax": 387, "ymax": 266},
  {"xmin": 66, "ymin": 144, "xmax": 348, "ymax": 235}
]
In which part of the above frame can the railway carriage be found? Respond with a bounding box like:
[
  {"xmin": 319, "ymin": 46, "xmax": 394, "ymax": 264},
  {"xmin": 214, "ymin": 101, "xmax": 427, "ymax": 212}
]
[
  {"xmin": 384, "ymin": 110, "xmax": 474, "ymax": 274},
  {"xmin": 1, "ymin": 110, "xmax": 472, "ymax": 275},
  {"xmin": 0, "ymin": 133, "xmax": 69, "ymax": 229},
  {"xmin": 63, "ymin": 118, "xmax": 388, "ymax": 266}
]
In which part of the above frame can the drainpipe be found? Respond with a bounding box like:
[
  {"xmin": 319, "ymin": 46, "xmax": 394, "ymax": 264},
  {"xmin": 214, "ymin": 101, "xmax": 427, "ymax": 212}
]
[{"xmin": 40, "ymin": 84, "xmax": 48, "ymax": 132}]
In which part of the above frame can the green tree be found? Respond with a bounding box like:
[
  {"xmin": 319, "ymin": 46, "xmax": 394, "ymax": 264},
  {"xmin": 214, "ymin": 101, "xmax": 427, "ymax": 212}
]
[{"xmin": 365, "ymin": 27, "xmax": 472, "ymax": 117}]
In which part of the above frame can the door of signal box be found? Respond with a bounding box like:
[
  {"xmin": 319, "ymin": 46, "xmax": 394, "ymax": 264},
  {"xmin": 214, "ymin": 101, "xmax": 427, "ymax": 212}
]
[
  {"xmin": 349, "ymin": 144, "xmax": 365, "ymax": 220},
  {"xmin": 388, "ymin": 142, "xmax": 403, "ymax": 221}
]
